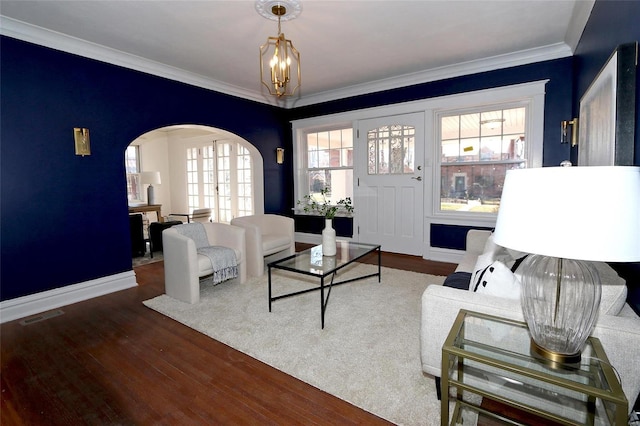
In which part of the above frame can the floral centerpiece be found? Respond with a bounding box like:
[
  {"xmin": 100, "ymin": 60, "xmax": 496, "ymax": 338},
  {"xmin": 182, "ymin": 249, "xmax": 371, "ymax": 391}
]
[
  {"xmin": 297, "ymin": 187, "xmax": 353, "ymax": 256},
  {"xmin": 297, "ymin": 187, "xmax": 354, "ymax": 218}
]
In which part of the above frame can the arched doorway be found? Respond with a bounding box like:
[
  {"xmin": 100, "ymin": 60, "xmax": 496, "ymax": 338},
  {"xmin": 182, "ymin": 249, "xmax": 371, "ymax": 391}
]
[{"xmin": 126, "ymin": 124, "xmax": 264, "ymax": 224}]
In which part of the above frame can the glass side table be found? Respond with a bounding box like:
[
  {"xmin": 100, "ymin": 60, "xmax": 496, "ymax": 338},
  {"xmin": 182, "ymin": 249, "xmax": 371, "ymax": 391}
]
[{"xmin": 441, "ymin": 310, "xmax": 628, "ymax": 426}]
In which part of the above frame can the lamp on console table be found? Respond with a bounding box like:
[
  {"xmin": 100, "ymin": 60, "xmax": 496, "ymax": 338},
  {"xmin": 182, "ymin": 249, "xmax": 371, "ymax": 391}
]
[
  {"xmin": 140, "ymin": 171, "xmax": 161, "ymax": 206},
  {"xmin": 493, "ymin": 166, "xmax": 640, "ymax": 363}
]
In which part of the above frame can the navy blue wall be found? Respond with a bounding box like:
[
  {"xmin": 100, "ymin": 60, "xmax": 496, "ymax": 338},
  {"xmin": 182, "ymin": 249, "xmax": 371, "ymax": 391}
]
[
  {"xmin": 288, "ymin": 56, "xmax": 574, "ymax": 248},
  {"xmin": 0, "ymin": 37, "xmax": 291, "ymax": 301},
  {"xmin": 289, "ymin": 58, "xmax": 574, "ymax": 167},
  {"xmin": 572, "ymin": 0, "xmax": 640, "ymax": 166},
  {"xmin": 2, "ymin": 0, "xmax": 638, "ymax": 302},
  {"xmin": 572, "ymin": 0, "xmax": 640, "ymax": 317}
]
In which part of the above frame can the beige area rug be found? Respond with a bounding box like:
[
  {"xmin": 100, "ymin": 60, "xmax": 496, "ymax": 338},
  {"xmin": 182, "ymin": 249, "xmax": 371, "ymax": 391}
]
[{"xmin": 143, "ymin": 263, "xmax": 446, "ymax": 425}]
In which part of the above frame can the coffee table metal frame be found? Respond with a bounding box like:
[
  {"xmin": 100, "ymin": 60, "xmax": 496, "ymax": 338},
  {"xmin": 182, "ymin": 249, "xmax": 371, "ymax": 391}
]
[{"xmin": 267, "ymin": 241, "xmax": 381, "ymax": 328}]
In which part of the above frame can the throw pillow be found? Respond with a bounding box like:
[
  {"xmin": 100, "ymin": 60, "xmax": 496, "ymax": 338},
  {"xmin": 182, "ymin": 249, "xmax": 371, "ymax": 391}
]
[
  {"xmin": 469, "ymin": 251, "xmax": 494, "ymax": 292},
  {"xmin": 471, "ymin": 260, "xmax": 521, "ymax": 300},
  {"xmin": 443, "ymin": 272, "xmax": 472, "ymax": 290}
]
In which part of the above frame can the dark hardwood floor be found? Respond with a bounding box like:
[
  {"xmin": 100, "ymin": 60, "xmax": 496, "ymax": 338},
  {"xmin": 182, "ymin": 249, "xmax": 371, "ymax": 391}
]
[{"xmin": 1, "ymin": 246, "xmax": 456, "ymax": 425}]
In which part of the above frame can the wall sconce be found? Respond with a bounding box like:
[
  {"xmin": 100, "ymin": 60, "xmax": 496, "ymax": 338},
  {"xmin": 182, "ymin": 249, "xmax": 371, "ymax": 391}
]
[
  {"xmin": 560, "ymin": 118, "xmax": 578, "ymax": 147},
  {"xmin": 74, "ymin": 128, "xmax": 91, "ymax": 156},
  {"xmin": 276, "ymin": 147, "xmax": 285, "ymax": 164}
]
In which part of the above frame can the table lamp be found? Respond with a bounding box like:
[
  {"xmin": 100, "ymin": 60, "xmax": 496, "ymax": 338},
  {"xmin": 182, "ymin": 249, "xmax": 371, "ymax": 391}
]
[
  {"xmin": 493, "ymin": 166, "xmax": 640, "ymax": 363},
  {"xmin": 140, "ymin": 171, "xmax": 161, "ymax": 205}
]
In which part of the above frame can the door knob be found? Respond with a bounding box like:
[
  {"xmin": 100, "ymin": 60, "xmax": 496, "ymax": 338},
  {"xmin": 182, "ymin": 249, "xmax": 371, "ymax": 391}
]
[{"xmin": 411, "ymin": 176, "xmax": 422, "ymax": 181}]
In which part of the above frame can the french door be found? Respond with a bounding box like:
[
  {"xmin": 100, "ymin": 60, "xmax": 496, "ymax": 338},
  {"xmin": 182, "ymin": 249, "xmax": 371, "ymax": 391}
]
[
  {"xmin": 186, "ymin": 141, "xmax": 253, "ymax": 223},
  {"xmin": 354, "ymin": 112, "xmax": 425, "ymax": 255}
]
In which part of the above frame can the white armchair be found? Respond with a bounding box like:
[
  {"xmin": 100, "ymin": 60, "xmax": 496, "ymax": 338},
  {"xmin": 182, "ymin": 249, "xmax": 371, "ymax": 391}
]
[
  {"xmin": 162, "ymin": 222, "xmax": 246, "ymax": 303},
  {"xmin": 230, "ymin": 214, "xmax": 295, "ymax": 277},
  {"xmin": 420, "ymin": 230, "xmax": 640, "ymax": 412}
]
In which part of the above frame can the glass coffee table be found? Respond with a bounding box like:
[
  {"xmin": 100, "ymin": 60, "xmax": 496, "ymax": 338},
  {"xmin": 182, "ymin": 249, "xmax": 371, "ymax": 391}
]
[{"xmin": 267, "ymin": 241, "xmax": 381, "ymax": 328}]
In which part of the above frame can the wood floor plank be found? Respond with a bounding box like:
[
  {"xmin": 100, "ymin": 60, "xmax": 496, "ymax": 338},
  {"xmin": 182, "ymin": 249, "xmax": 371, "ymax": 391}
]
[{"xmin": 1, "ymin": 248, "xmax": 456, "ymax": 425}]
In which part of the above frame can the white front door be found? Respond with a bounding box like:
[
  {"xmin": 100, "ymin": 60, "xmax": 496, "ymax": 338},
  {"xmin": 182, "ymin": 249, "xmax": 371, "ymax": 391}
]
[{"xmin": 354, "ymin": 112, "xmax": 425, "ymax": 255}]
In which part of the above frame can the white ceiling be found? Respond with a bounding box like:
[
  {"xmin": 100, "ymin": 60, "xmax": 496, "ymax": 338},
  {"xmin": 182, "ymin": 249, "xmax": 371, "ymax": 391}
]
[{"xmin": 0, "ymin": 0, "xmax": 593, "ymax": 108}]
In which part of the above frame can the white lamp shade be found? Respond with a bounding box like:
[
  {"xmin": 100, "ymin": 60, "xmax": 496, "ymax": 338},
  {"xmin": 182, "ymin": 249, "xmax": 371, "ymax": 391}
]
[
  {"xmin": 493, "ymin": 166, "xmax": 640, "ymax": 262},
  {"xmin": 140, "ymin": 171, "xmax": 161, "ymax": 185}
]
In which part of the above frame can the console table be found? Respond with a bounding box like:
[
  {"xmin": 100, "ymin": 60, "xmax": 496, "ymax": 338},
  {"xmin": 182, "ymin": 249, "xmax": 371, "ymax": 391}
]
[{"xmin": 128, "ymin": 204, "xmax": 163, "ymax": 222}]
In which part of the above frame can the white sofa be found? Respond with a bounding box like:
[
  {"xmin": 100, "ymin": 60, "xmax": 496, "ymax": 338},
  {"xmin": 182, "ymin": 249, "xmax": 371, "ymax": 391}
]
[
  {"xmin": 421, "ymin": 230, "xmax": 640, "ymax": 412},
  {"xmin": 163, "ymin": 222, "xmax": 247, "ymax": 303},
  {"xmin": 230, "ymin": 214, "xmax": 295, "ymax": 277}
]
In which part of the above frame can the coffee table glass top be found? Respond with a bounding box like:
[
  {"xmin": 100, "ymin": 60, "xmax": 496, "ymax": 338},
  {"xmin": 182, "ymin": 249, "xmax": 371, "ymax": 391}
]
[{"xmin": 268, "ymin": 241, "xmax": 380, "ymax": 277}]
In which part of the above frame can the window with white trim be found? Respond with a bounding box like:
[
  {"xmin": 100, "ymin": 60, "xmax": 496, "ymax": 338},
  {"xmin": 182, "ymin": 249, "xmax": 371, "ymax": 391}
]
[
  {"xmin": 125, "ymin": 145, "xmax": 143, "ymax": 202},
  {"xmin": 300, "ymin": 127, "xmax": 354, "ymax": 206},
  {"xmin": 438, "ymin": 103, "xmax": 530, "ymax": 215}
]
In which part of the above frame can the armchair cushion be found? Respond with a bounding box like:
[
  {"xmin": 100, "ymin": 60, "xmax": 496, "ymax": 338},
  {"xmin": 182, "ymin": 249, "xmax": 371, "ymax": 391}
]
[
  {"xmin": 163, "ymin": 222, "xmax": 246, "ymax": 304},
  {"xmin": 230, "ymin": 214, "xmax": 295, "ymax": 277}
]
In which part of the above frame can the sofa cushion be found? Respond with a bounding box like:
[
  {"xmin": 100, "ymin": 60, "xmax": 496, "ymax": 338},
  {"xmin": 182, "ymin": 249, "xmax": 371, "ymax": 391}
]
[{"xmin": 470, "ymin": 260, "xmax": 521, "ymax": 299}]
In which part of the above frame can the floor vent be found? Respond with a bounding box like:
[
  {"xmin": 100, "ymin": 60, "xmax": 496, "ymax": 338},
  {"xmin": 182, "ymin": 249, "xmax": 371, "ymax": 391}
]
[{"xmin": 19, "ymin": 309, "xmax": 64, "ymax": 326}]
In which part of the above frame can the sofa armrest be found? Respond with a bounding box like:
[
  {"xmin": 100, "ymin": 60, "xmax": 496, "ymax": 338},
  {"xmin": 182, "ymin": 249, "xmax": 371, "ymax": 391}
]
[{"xmin": 420, "ymin": 285, "xmax": 522, "ymax": 378}]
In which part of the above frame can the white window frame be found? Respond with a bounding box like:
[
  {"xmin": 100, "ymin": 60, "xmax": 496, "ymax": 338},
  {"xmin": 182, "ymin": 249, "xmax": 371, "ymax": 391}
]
[
  {"xmin": 292, "ymin": 81, "xmax": 547, "ymax": 229},
  {"xmin": 125, "ymin": 145, "xmax": 144, "ymax": 203},
  {"xmin": 429, "ymin": 81, "xmax": 546, "ymax": 226},
  {"xmin": 293, "ymin": 122, "xmax": 355, "ymax": 214}
]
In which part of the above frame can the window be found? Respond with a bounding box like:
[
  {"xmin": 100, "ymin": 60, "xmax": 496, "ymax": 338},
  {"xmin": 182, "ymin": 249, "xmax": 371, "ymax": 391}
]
[
  {"xmin": 301, "ymin": 127, "xmax": 353, "ymax": 207},
  {"xmin": 125, "ymin": 145, "xmax": 142, "ymax": 202},
  {"xmin": 439, "ymin": 106, "xmax": 527, "ymax": 214}
]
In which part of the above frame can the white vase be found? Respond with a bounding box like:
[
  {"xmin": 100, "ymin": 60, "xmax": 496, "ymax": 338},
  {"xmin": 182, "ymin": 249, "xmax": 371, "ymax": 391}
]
[{"xmin": 322, "ymin": 218, "xmax": 337, "ymax": 256}]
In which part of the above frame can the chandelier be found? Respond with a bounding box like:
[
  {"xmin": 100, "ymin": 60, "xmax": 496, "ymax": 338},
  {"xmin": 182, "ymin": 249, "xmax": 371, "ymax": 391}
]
[{"xmin": 257, "ymin": 0, "xmax": 301, "ymax": 97}]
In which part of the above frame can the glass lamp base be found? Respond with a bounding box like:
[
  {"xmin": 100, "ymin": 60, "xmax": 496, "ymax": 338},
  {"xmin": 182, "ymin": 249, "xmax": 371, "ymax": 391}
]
[{"xmin": 520, "ymin": 255, "xmax": 601, "ymax": 359}]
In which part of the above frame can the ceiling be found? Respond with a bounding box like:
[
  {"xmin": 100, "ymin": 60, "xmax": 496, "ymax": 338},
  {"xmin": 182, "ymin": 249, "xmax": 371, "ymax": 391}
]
[{"xmin": 0, "ymin": 1, "xmax": 593, "ymax": 108}]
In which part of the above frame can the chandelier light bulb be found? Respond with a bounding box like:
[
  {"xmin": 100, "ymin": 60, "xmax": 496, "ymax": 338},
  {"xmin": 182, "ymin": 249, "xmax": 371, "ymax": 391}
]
[{"xmin": 258, "ymin": 0, "xmax": 301, "ymax": 97}]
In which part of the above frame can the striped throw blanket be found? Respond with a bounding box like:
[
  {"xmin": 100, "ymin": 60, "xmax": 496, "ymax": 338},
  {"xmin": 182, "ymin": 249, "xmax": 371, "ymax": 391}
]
[{"xmin": 175, "ymin": 222, "xmax": 238, "ymax": 284}]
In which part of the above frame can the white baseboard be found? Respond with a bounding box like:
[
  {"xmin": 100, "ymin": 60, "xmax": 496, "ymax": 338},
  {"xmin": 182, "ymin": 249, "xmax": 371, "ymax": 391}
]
[{"xmin": 0, "ymin": 271, "xmax": 138, "ymax": 324}]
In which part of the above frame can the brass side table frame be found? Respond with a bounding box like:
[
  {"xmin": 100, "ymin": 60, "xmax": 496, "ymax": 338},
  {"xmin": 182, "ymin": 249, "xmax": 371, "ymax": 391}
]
[{"xmin": 441, "ymin": 310, "xmax": 628, "ymax": 425}]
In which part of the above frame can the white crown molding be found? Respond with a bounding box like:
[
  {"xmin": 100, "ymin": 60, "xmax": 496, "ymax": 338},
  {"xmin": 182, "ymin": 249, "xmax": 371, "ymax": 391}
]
[
  {"xmin": 565, "ymin": 0, "xmax": 595, "ymax": 52},
  {"xmin": 0, "ymin": 271, "xmax": 137, "ymax": 324},
  {"xmin": 286, "ymin": 43, "xmax": 572, "ymax": 108},
  {"xmin": 0, "ymin": 16, "xmax": 283, "ymax": 107},
  {"xmin": 2, "ymin": 15, "xmax": 572, "ymax": 109}
]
